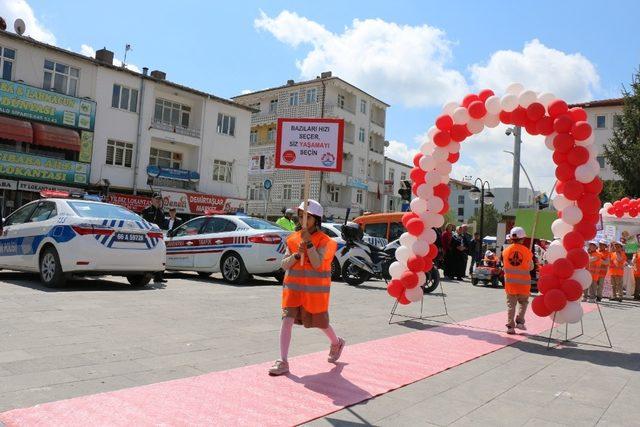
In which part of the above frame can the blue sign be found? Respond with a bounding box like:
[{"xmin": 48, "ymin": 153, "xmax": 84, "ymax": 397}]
[
  {"xmin": 347, "ymin": 176, "xmax": 368, "ymax": 190},
  {"xmin": 263, "ymin": 179, "xmax": 272, "ymax": 190},
  {"xmin": 146, "ymin": 165, "xmax": 200, "ymax": 181}
]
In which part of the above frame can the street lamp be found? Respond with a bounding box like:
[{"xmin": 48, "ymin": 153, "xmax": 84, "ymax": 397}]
[{"xmin": 468, "ymin": 178, "xmax": 494, "ymax": 268}]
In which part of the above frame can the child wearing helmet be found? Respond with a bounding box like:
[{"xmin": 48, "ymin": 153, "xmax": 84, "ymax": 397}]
[
  {"xmin": 502, "ymin": 226, "xmax": 534, "ymax": 335},
  {"xmin": 483, "ymin": 250, "xmax": 497, "ymax": 268},
  {"xmin": 269, "ymin": 199, "xmax": 343, "ymax": 376}
]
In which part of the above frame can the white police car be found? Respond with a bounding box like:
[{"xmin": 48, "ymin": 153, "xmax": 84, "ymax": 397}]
[
  {"xmin": 165, "ymin": 215, "xmax": 290, "ymax": 284},
  {"xmin": 0, "ymin": 192, "xmax": 165, "ymax": 288}
]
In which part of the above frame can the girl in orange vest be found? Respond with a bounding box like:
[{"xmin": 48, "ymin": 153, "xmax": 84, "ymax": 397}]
[
  {"xmin": 269, "ymin": 199, "xmax": 341, "ymax": 376},
  {"xmin": 585, "ymin": 241, "xmax": 601, "ymax": 302},
  {"xmin": 632, "ymin": 249, "xmax": 640, "ymax": 300},
  {"xmin": 609, "ymin": 242, "xmax": 627, "ymax": 302},
  {"xmin": 595, "ymin": 240, "xmax": 610, "ymax": 302}
]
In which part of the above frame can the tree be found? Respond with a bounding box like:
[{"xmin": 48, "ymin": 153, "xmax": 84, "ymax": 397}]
[
  {"xmin": 443, "ymin": 208, "xmax": 457, "ymax": 227},
  {"xmin": 468, "ymin": 204, "xmax": 501, "ymax": 236},
  {"xmin": 600, "ymin": 180, "xmax": 627, "ymax": 203},
  {"xmin": 603, "ymin": 67, "xmax": 640, "ymax": 196}
]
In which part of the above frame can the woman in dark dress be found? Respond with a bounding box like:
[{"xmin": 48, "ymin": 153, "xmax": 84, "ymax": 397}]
[{"xmin": 441, "ymin": 223, "xmax": 455, "ymax": 279}]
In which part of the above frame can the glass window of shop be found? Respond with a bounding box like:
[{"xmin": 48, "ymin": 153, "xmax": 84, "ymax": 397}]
[{"xmin": 43, "ymin": 60, "xmax": 79, "ymax": 96}]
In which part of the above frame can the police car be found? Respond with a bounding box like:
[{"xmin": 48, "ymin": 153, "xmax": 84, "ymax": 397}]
[
  {"xmin": 164, "ymin": 215, "xmax": 290, "ymax": 284},
  {"xmin": 0, "ymin": 191, "xmax": 165, "ymax": 288}
]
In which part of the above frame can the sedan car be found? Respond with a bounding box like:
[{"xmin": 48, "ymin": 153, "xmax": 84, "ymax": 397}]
[
  {"xmin": 164, "ymin": 215, "xmax": 290, "ymax": 284},
  {"xmin": 0, "ymin": 196, "xmax": 165, "ymax": 288}
]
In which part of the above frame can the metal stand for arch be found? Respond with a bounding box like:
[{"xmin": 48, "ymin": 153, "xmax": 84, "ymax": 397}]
[
  {"xmin": 545, "ymin": 302, "xmax": 612, "ymax": 349},
  {"xmin": 388, "ymin": 279, "xmax": 449, "ymax": 324}
]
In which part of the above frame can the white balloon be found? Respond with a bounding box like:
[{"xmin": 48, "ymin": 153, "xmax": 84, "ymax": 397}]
[
  {"xmin": 575, "ymin": 163, "xmax": 597, "ymax": 184},
  {"xmin": 506, "ymin": 83, "xmax": 524, "ymax": 94},
  {"xmin": 518, "ymin": 90, "xmax": 537, "ymax": 108},
  {"xmin": 419, "ymin": 212, "xmax": 438, "ymax": 227},
  {"xmin": 427, "ymin": 125, "xmax": 438, "ymax": 139},
  {"xmin": 554, "ymin": 310, "xmax": 568, "ymax": 325},
  {"xmin": 399, "ymin": 232, "xmax": 417, "ymax": 248},
  {"xmin": 432, "ymin": 214, "xmax": 444, "ymax": 228},
  {"xmin": 537, "ymin": 92, "xmax": 556, "ymax": 108},
  {"xmin": 396, "ymin": 246, "xmax": 412, "ymax": 264},
  {"xmin": 544, "ymin": 133, "xmax": 556, "ymax": 150},
  {"xmin": 416, "ymin": 271, "xmax": 426, "ymax": 286},
  {"xmin": 389, "ymin": 261, "xmax": 405, "ymax": 279},
  {"xmin": 562, "ymin": 205, "xmax": 584, "ymax": 225},
  {"xmin": 419, "ymin": 140, "xmax": 433, "ymax": 155},
  {"xmin": 552, "ymin": 195, "xmax": 573, "ymax": 211},
  {"xmin": 410, "ymin": 197, "xmax": 427, "ymax": 214},
  {"xmin": 558, "ymin": 301, "xmax": 583, "ymax": 324},
  {"xmin": 412, "ymin": 239, "xmax": 429, "ymax": 257},
  {"xmin": 435, "ymin": 162, "xmax": 452, "ymax": 176},
  {"xmin": 484, "ymin": 113, "xmax": 500, "ymax": 128},
  {"xmin": 575, "ymin": 132, "xmax": 595, "ymax": 147},
  {"xmin": 419, "ymin": 155, "xmax": 436, "ymax": 172},
  {"xmin": 419, "ymin": 228, "xmax": 437, "ymax": 244},
  {"xmin": 440, "ymin": 174, "xmax": 450, "ymax": 185},
  {"xmin": 603, "ymin": 202, "xmax": 613, "ymax": 210},
  {"xmin": 416, "ymin": 184, "xmax": 433, "ymax": 199},
  {"xmin": 467, "ymin": 119, "xmax": 484, "ymax": 134},
  {"xmin": 551, "ymin": 219, "xmax": 573, "ymax": 239},
  {"xmin": 447, "ymin": 141, "xmax": 461, "ymax": 154},
  {"xmin": 545, "ymin": 239, "xmax": 567, "ymax": 262},
  {"xmin": 405, "ymin": 285, "xmax": 423, "ymax": 302},
  {"xmin": 442, "ymin": 101, "xmax": 459, "ymax": 115},
  {"xmin": 426, "ymin": 196, "xmax": 444, "ymax": 213},
  {"xmin": 571, "ymin": 268, "xmax": 592, "ymax": 290},
  {"xmin": 500, "ymin": 94, "xmax": 519, "ymax": 112},
  {"xmin": 453, "ymin": 107, "xmax": 470, "ymax": 124},
  {"xmin": 423, "ymin": 172, "xmax": 439, "ymax": 188},
  {"xmin": 485, "ymin": 95, "xmax": 502, "ymax": 115},
  {"xmin": 588, "ymin": 160, "xmax": 600, "ymax": 174},
  {"xmin": 432, "ymin": 147, "xmax": 448, "ymax": 161}
]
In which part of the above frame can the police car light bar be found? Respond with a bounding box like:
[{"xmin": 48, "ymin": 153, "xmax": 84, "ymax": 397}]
[{"xmin": 40, "ymin": 190, "xmax": 71, "ymax": 198}]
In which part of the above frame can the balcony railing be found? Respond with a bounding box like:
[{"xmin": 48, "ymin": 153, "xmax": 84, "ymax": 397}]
[
  {"xmin": 250, "ymin": 136, "xmax": 276, "ymax": 146},
  {"xmin": 324, "ymin": 103, "xmax": 356, "ymax": 116},
  {"xmin": 150, "ymin": 119, "xmax": 201, "ymax": 138},
  {"xmin": 371, "ymin": 116, "xmax": 385, "ymax": 127},
  {"xmin": 251, "ymin": 111, "xmax": 278, "ymax": 125}
]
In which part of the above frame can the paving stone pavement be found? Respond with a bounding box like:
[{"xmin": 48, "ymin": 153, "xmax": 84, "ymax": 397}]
[{"xmin": 0, "ymin": 270, "xmax": 638, "ymax": 426}]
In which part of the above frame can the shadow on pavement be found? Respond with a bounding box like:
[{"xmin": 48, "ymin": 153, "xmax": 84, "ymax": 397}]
[
  {"xmin": 164, "ymin": 271, "xmax": 281, "ymax": 288},
  {"xmin": 287, "ymin": 363, "xmax": 373, "ymax": 406},
  {"xmin": 0, "ymin": 271, "xmax": 162, "ymax": 292}
]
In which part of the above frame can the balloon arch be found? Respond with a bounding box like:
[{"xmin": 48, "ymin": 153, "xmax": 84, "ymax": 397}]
[{"xmin": 387, "ymin": 83, "xmax": 602, "ymax": 325}]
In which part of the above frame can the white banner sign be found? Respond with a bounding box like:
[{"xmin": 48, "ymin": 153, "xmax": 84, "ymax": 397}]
[
  {"xmin": 0, "ymin": 179, "xmax": 17, "ymax": 190},
  {"xmin": 275, "ymin": 118, "xmax": 344, "ymax": 172},
  {"xmin": 18, "ymin": 181, "xmax": 77, "ymax": 193}
]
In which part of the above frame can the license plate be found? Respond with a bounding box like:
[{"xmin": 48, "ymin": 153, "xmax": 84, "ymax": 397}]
[{"xmin": 115, "ymin": 232, "xmax": 145, "ymax": 242}]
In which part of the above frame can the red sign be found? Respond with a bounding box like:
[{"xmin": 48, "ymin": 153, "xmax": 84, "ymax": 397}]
[
  {"xmin": 108, "ymin": 193, "xmax": 151, "ymax": 213},
  {"xmin": 161, "ymin": 190, "xmax": 245, "ymax": 215},
  {"xmin": 275, "ymin": 118, "xmax": 344, "ymax": 172}
]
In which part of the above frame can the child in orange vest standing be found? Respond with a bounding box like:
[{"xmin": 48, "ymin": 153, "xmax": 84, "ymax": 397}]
[
  {"xmin": 502, "ymin": 227, "xmax": 534, "ymax": 335},
  {"xmin": 269, "ymin": 199, "xmax": 342, "ymax": 376},
  {"xmin": 609, "ymin": 242, "xmax": 627, "ymax": 302},
  {"xmin": 595, "ymin": 240, "xmax": 611, "ymax": 302},
  {"xmin": 585, "ymin": 241, "xmax": 601, "ymax": 302}
]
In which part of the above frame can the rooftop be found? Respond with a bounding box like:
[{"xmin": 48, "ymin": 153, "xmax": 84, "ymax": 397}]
[
  {"xmin": 385, "ymin": 156, "xmax": 412, "ymax": 169},
  {"xmin": 569, "ymin": 98, "xmax": 624, "ymax": 108}
]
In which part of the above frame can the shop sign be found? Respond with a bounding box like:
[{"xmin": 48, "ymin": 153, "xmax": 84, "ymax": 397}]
[
  {"xmin": 275, "ymin": 118, "xmax": 344, "ymax": 172},
  {"xmin": 249, "ymin": 150, "xmax": 275, "ymax": 174},
  {"xmin": 18, "ymin": 180, "xmax": 78, "ymax": 193},
  {"xmin": 79, "ymin": 131, "xmax": 94, "ymax": 163},
  {"xmin": 347, "ymin": 176, "xmax": 368, "ymax": 190},
  {"xmin": 161, "ymin": 190, "xmax": 245, "ymax": 215},
  {"xmin": 0, "ymin": 179, "xmax": 17, "ymax": 190},
  {"xmin": 147, "ymin": 165, "xmax": 200, "ymax": 181},
  {"xmin": 0, "ymin": 79, "xmax": 96, "ymax": 131},
  {"xmin": 0, "ymin": 150, "xmax": 89, "ymax": 185},
  {"xmin": 107, "ymin": 193, "xmax": 151, "ymax": 213}
]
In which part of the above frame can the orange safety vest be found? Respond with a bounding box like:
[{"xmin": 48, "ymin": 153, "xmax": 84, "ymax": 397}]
[
  {"xmin": 597, "ymin": 250, "xmax": 610, "ymax": 278},
  {"xmin": 587, "ymin": 251, "xmax": 602, "ymax": 280},
  {"xmin": 502, "ymin": 243, "xmax": 533, "ymax": 296},
  {"xmin": 282, "ymin": 230, "xmax": 337, "ymax": 314},
  {"xmin": 634, "ymin": 252, "xmax": 640, "ymax": 278},
  {"xmin": 608, "ymin": 252, "xmax": 627, "ymax": 277}
]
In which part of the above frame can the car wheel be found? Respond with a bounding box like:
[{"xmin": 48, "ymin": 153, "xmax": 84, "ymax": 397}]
[
  {"xmin": 197, "ymin": 272, "xmax": 212, "ymax": 278},
  {"xmin": 127, "ymin": 273, "xmax": 153, "ymax": 288},
  {"xmin": 341, "ymin": 258, "xmax": 370, "ymax": 286},
  {"xmin": 39, "ymin": 246, "xmax": 66, "ymax": 288},
  {"xmin": 471, "ymin": 278, "xmax": 479, "ymax": 286},
  {"xmin": 221, "ymin": 252, "xmax": 249, "ymax": 284},
  {"xmin": 422, "ymin": 267, "xmax": 440, "ymax": 294},
  {"xmin": 331, "ymin": 257, "xmax": 341, "ymax": 281}
]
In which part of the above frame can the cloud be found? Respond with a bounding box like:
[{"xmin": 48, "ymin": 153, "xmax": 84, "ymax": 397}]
[
  {"xmin": 0, "ymin": 0, "xmax": 56, "ymax": 44},
  {"xmin": 79, "ymin": 44, "xmax": 141, "ymax": 73},
  {"xmin": 255, "ymin": 11, "xmax": 468, "ymax": 107},
  {"xmin": 469, "ymin": 39, "xmax": 600, "ymax": 103},
  {"xmin": 385, "ymin": 140, "xmax": 420, "ymax": 166},
  {"xmin": 240, "ymin": 89, "xmax": 253, "ymax": 95}
]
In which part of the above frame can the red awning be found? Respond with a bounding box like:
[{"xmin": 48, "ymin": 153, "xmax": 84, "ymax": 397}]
[
  {"xmin": 0, "ymin": 116, "xmax": 33, "ymax": 144},
  {"xmin": 31, "ymin": 123, "xmax": 81, "ymax": 152}
]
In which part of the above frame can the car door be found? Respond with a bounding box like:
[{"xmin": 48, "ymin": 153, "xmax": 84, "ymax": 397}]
[
  {"xmin": 21, "ymin": 201, "xmax": 58, "ymax": 268},
  {"xmin": 193, "ymin": 217, "xmax": 237, "ymax": 270},
  {"xmin": 0, "ymin": 202, "xmax": 39, "ymax": 268},
  {"xmin": 165, "ymin": 217, "xmax": 208, "ymax": 269}
]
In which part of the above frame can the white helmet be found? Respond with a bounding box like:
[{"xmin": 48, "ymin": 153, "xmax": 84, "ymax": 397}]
[
  {"xmin": 485, "ymin": 250, "xmax": 494, "ymax": 257},
  {"xmin": 510, "ymin": 226, "xmax": 526, "ymax": 239},
  {"xmin": 298, "ymin": 199, "xmax": 323, "ymax": 218},
  {"xmin": 285, "ymin": 208, "xmax": 295, "ymax": 214}
]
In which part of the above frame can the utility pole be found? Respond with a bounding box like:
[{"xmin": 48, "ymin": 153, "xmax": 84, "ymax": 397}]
[{"xmin": 511, "ymin": 126, "xmax": 522, "ymax": 211}]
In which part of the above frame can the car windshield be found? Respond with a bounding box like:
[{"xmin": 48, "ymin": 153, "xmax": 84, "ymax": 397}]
[
  {"xmin": 67, "ymin": 201, "xmax": 142, "ymax": 221},
  {"xmin": 239, "ymin": 217, "xmax": 281, "ymax": 230}
]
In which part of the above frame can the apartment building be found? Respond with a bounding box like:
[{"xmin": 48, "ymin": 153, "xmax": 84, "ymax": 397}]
[
  {"xmin": 383, "ymin": 157, "xmax": 412, "ymax": 212},
  {"xmin": 233, "ymin": 72, "xmax": 389, "ymax": 221}
]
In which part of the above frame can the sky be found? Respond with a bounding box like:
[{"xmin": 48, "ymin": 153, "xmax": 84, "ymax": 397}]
[{"xmin": 4, "ymin": 0, "xmax": 640, "ymax": 194}]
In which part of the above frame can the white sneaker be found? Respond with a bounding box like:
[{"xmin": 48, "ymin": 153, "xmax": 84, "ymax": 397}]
[
  {"xmin": 328, "ymin": 338, "xmax": 345, "ymax": 363},
  {"xmin": 268, "ymin": 360, "xmax": 289, "ymax": 376}
]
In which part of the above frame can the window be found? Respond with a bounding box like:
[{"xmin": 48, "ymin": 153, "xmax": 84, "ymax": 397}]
[
  {"xmin": 388, "ymin": 198, "xmax": 394, "ymax": 211},
  {"xmin": 201, "ymin": 217, "xmax": 236, "ymax": 234},
  {"xmin": 596, "ymin": 115, "xmax": 606, "ymax": 129},
  {"xmin": 173, "ymin": 217, "xmax": 207, "ymax": 237},
  {"xmin": 458, "ymin": 207, "xmax": 464, "ymax": 217},
  {"xmin": 364, "ymin": 223, "xmax": 387, "ymax": 239},
  {"xmin": 249, "ymin": 184, "xmax": 264, "ymax": 200},
  {"xmin": 268, "ymin": 128, "xmax": 276, "ymax": 141},
  {"xmin": 360, "ymin": 99, "xmax": 367, "ymax": 114},
  {"xmin": 250, "ymin": 130, "xmax": 257, "ymax": 144},
  {"xmin": 4, "ymin": 202, "xmax": 38, "ymax": 226},
  {"xmin": 300, "ymin": 183, "xmax": 306, "ymax": 199},
  {"xmin": 474, "ymin": 207, "xmax": 479, "ymax": 215},
  {"xmin": 149, "ymin": 148, "xmax": 182, "ymax": 169},
  {"xmin": 154, "ymin": 99, "xmax": 191, "ymax": 127},
  {"xmin": 390, "ymin": 222, "xmax": 404, "ymax": 241},
  {"xmin": 106, "ymin": 140, "xmax": 133, "ymax": 168},
  {"xmin": 356, "ymin": 189, "xmax": 363, "ymax": 204},
  {"xmin": 289, "ymin": 92, "xmax": 298, "ymax": 106},
  {"xmin": 337, "ymin": 94, "xmax": 345, "ymax": 109},
  {"xmin": 306, "ymin": 88, "xmax": 317, "ymax": 104},
  {"xmin": 457, "ymin": 195, "xmax": 465, "ymax": 204},
  {"xmin": 283, "ymin": 184, "xmax": 292, "ymax": 200},
  {"xmin": 111, "ymin": 84, "xmax": 138, "ymax": 112},
  {"xmin": 328, "ymin": 184, "xmax": 340, "ymax": 203},
  {"xmin": 212, "ymin": 159, "xmax": 232, "ymax": 182},
  {"xmin": 30, "ymin": 202, "xmax": 57, "ymax": 222},
  {"xmin": 0, "ymin": 46, "xmax": 15, "ymax": 80},
  {"xmin": 613, "ymin": 114, "xmax": 623, "ymax": 129},
  {"xmin": 388, "ymin": 168, "xmax": 395, "ymax": 181},
  {"xmin": 400, "ymin": 172, "xmax": 407, "ymax": 181},
  {"xmin": 43, "ymin": 59, "xmax": 79, "ymax": 96},
  {"xmin": 269, "ymin": 99, "xmax": 278, "ymax": 113},
  {"xmin": 217, "ymin": 113, "xmax": 236, "ymax": 136},
  {"xmin": 596, "ymin": 155, "xmax": 606, "ymax": 168},
  {"xmin": 68, "ymin": 202, "xmax": 141, "ymax": 220},
  {"xmin": 240, "ymin": 217, "xmax": 282, "ymax": 230},
  {"xmin": 358, "ymin": 127, "xmax": 366, "ymax": 143}
]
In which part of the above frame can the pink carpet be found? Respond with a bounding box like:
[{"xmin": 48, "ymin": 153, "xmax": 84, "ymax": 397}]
[{"xmin": 0, "ymin": 306, "xmax": 596, "ymax": 427}]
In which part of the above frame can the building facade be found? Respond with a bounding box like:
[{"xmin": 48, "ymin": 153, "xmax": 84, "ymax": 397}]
[
  {"xmin": 383, "ymin": 157, "xmax": 412, "ymax": 212},
  {"xmin": 233, "ymin": 72, "xmax": 389, "ymax": 221},
  {"xmin": 0, "ymin": 30, "xmax": 251, "ymax": 217}
]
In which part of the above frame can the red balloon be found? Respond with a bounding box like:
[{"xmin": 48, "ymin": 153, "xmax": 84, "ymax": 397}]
[
  {"xmin": 427, "ymin": 243, "xmax": 439, "ymax": 259},
  {"xmin": 569, "ymin": 107, "xmax": 588, "ymax": 122},
  {"xmin": 433, "ymin": 130, "xmax": 451, "ymax": 147},
  {"xmin": 413, "ymin": 152, "xmax": 423, "ymax": 167},
  {"xmin": 468, "ymin": 100, "xmax": 487, "ymax": 119},
  {"xmin": 572, "ymin": 121, "xmax": 592, "ymax": 141},
  {"xmin": 567, "ymin": 146, "xmax": 589, "ymax": 166},
  {"xmin": 553, "ymin": 258, "xmax": 575, "ymax": 280},
  {"xmin": 411, "ymin": 183, "xmax": 419, "ymax": 196},
  {"xmin": 555, "ymin": 163, "xmax": 576, "ymax": 182},
  {"xmin": 567, "ymin": 248, "xmax": 589, "ymax": 269},
  {"xmin": 499, "ymin": 110, "xmax": 513, "ymax": 124},
  {"xmin": 577, "ymin": 194, "xmax": 601, "ymax": 213},
  {"xmin": 554, "ymin": 114, "xmax": 574, "ymax": 134},
  {"xmin": 539, "ymin": 263, "xmax": 555, "ymax": 278},
  {"xmin": 532, "ymin": 295, "xmax": 553, "ymax": 317},
  {"xmin": 536, "ymin": 116, "xmax": 555, "ymax": 135},
  {"xmin": 511, "ymin": 107, "xmax": 528, "ymax": 125},
  {"xmin": 548, "ymin": 99, "xmax": 569, "ymax": 117},
  {"xmin": 613, "ymin": 200, "xmax": 623, "ymax": 207},
  {"xmin": 561, "ymin": 279, "xmax": 584, "ymax": 301},
  {"xmin": 552, "ymin": 150, "xmax": 568, "ymax": 165},
  {"xmin": 401, "ymin": 271, "xmax": 419, "ymax": 289},
  {"xmin": 406, "ymin": 218, "xmax": 425, "ymax": 236},
  {"xmin": 410, "ymin": 168, "xmax": 425, "ymax": 185},
  {"xmin": 563, "ymin": 180, "xmax": 585, "ymax": 201},
  {"xmin": 387, "ymin": 279, "xmax": 404, "ymax": 298},
  {"xmin": 439, "ymin": 201, "xmax": 450, "ymax": 215},
  {"xmin": 433, "ymin": 183, "xmax": 451, "ymax": 199},
  {"xmin": 478, "ymin": 89, "xmax": 495, "ymax": 102},
  {"xmin": 607, "ymin": 206, "xmax": 616, "ymax": 215},
  {"xmin": 538, "ymin": 275, "xmax": 560, "ymax": 294},
  {"xmin": 556, "ymin": 181, "xmax": 565, "ymax": 195},
  {"xmin": 447, "ymin": 152, "xmax": 460, "ymax": 163},
  {"xmin": 524, "ymin": 120, "xmax": 540, "ymax": 136},
  {"xmin": 545, "ymin": 289, "xmax": 568, "ymax": 312},
  {"xmin": 450, "ymin": 125, "xmax": 468, "ymax": 142},
  {"xmin": 402, "ymin": 212, "xmax": 418, "ymax": 227},
  {"xmin": 563, "ymin": 231, "xmax": 585, "ymax": 251},
  {"xmin": 553, "ymin": 133, "xmax": 575, "ymax": 153},
  {"xmin": 407, "ymin": 255, "xmax": 426, "ymax": 272},
  {"xmin": 398, "ymin": 291, "xmax": 411, "ymax": 305},
  {"xmin": 422, "ymin": 258, "xmax": 434, "ymax": 271},
  {"xmin": 582, "ymin": 213, "xmax": 601, "ymax": 225},
  {"xmin": 527, "ymin": 102, "xmax": 546, "ymax": 121},
  {"xmin": 462, "ymin": 94, "xmax": 480, "ymax": 108},
  {"xmin": 630, "ymin": 208, "xmax": 639, "ymax": 218},
  {"xmin": 574, "ymin": 222, "xmax": 597, "ymax": 240},
  {"xmin": 615, "ymin": 209, "xmax": 624, "ymax": 218},
  {"xmin": 435, "ymin": 114, "xmax": 454, "ymax": 131}
]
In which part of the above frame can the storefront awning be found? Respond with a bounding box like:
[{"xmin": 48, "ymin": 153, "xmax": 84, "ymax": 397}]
[
  {"xmin": 0, "ymin": 116, "xmax": 33, "ymax": 144},
  {"xmin": 31, "ymin": 123, "xmax": 81, "ymax": 152}
]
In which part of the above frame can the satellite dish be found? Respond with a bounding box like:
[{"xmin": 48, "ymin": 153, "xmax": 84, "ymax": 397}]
[
  {"xmin": 0, "ymin": 17, "xmax": 7, "ymax": 31},
  {"xmin": 14, "ymin": 18, "xmax": 25, "ymax": 36}
]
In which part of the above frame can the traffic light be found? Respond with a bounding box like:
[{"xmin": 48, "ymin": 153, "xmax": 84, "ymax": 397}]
[{"xmin": 398, "ymin": 180, "xmax": 412, "ymax": 201}]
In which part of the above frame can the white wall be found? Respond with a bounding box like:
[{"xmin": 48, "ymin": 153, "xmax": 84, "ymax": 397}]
[{"xmin": 583, "ymin": 104, "xmax": 623, "ymax": 181}]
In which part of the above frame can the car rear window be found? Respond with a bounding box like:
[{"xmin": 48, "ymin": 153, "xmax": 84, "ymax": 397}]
[
  {"xmin": 68, "ymin": 201, "xmax": 142, "ymax": 221},
  {"xmin": 239, "ymin": 217, "xmax": 282, "ymax": 230}
]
